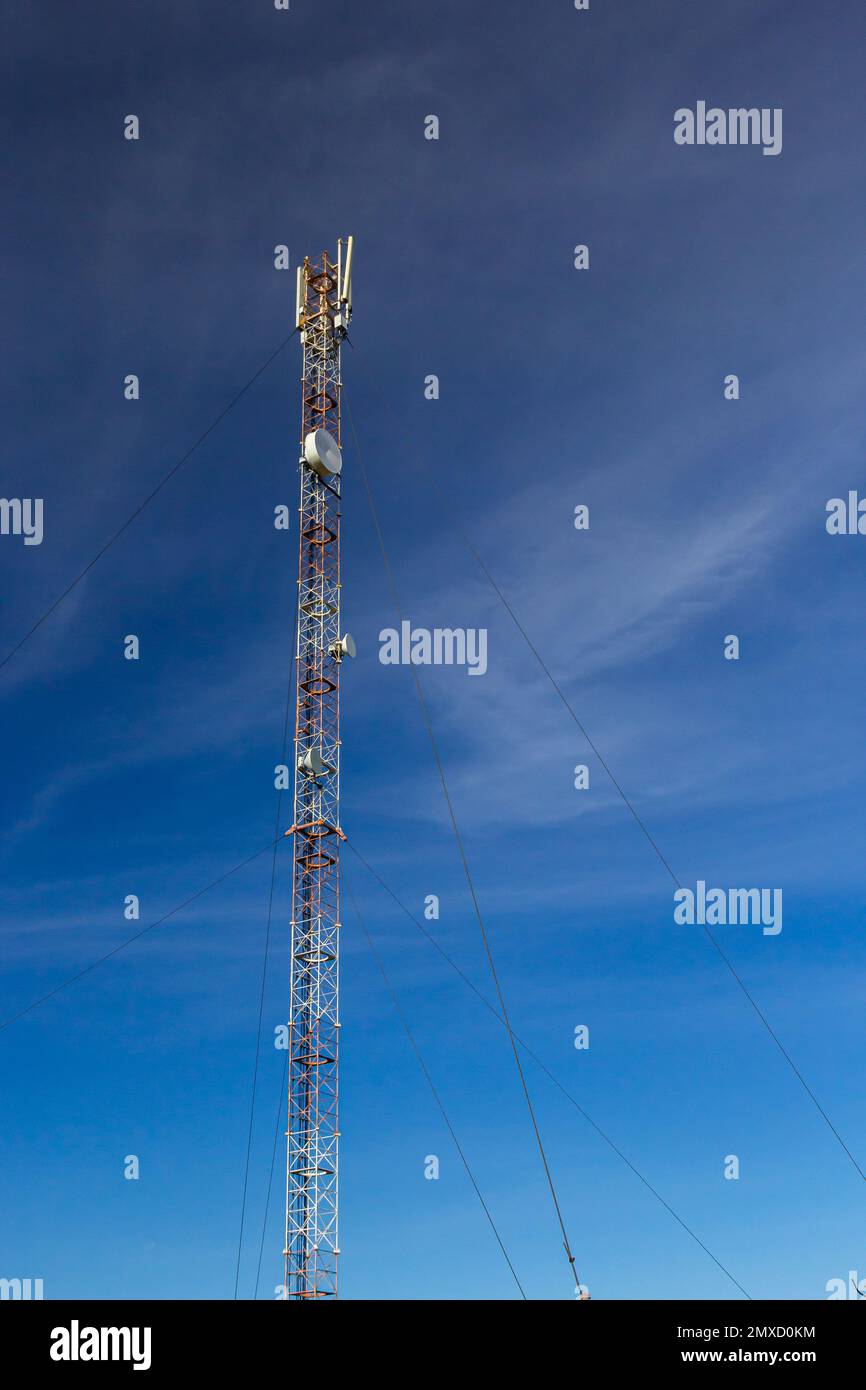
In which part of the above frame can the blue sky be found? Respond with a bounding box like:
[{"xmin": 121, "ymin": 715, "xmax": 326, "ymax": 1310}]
[{"xmin": 2, "ymin": 0, "xmax": 866, "ymax": 1300}]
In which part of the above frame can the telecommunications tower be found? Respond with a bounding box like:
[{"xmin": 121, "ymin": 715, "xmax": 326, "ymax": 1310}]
[{"xmin": 284, "ymin": 238, "xmax": 356, "ymax": 1299}]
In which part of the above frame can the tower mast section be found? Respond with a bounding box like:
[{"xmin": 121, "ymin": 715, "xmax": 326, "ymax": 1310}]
[{"xmin": 284, "ymin": 238, "xmax": 354, "ymax": 1299}]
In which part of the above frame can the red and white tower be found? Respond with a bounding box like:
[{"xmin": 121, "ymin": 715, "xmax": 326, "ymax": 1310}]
[{"xmin": 284, "ymin": 238, "xmax": 355, "ymax": 1299}]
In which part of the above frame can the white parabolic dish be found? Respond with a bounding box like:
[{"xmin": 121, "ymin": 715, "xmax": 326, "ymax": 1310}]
[
  {"xmin": 304, "ymin": 429, "xmax": 342, "ymax": 478},
  {"xmin": 299, "ymin": 747, "xmax": 325, "ymax": 776}
]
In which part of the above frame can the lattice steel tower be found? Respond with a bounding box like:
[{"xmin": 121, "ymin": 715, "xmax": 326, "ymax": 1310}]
[{"xmin": 284, "ymin": 238, "xmax": 355, "ymax": 1299}]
